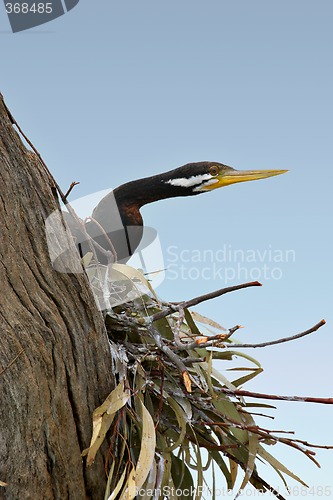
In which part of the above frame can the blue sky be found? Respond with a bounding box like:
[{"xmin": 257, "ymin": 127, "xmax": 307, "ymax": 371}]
[{"xmin": 1, "ymin": 0, "xmax": 332, "ymax": 493}]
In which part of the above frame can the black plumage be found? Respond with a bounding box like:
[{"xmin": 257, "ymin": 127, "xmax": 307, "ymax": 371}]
[{"xmin": 63, "ymin": 161, "xmax": 286, "ymax": 264}]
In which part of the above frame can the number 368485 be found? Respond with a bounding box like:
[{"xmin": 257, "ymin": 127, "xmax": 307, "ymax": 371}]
[{"xmin": 5, "ymin": 3, "xmax": 53, "ymax": 14}]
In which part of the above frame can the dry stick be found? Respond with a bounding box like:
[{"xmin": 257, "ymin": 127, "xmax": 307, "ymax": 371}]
[
  {"xmin": 148, "ymin": 325, "xmax": 190, "ymax": 379},
  {"xmin": 150, "ymin": 281, "xmax": 262, "ymax": 323},
  {"xmin": 217, "ymin": 387, "xmax": 333, "ymax": 405},
  {"xmin": 217, "ymin": 420, "xmax": 322, "ymax": 466},
  {"xmin": 0, "ymin": 349, "xmax": 25, "ymax": 376},
  {"xmin": 283, "ymin": 437, "xmax": 333, "ymax": 451},
  {"xmin": 85, "ymin": 217, "xmax": 118, "ymax": 263},
  {"xmin": 173, "ymin": 307, "xmax": 185, "ymax": 347},
  {"xmin": 175, "ymin": 319, "xmax": 326, "ymax": 352},
  {"xmin": 172, "ymin": 336, "xmax": 225, "ymax": 351},
  {"xmin": 195, "ymin": 408, "xmax": 287, "ymax": 500},
  {"xmin": 223, "ymin": 324, "xmax": 243, "ymax": 340},
  {"xmin": 182, "ymin": 357, "xmax": 206, "ymax": 365},
  {"xmin": 226, "ymin": 319, "xmax": 326, "ymax": 349},
  {"xmin": 203, "ymin": 412, "xmax": 333, "ymax": 466},
  {"xmin": 64, "ymin": 181, "xmax": 80, "ymax": 199}
]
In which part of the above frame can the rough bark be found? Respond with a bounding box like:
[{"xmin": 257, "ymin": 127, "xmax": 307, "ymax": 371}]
[{"xmin": 0, "ymin": 94, "xmax": 114, "ymax": 499}]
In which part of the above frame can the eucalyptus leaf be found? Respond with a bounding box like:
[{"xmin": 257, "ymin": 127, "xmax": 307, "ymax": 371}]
[{"xmin": 171, "ymin": 455, "xmax": 194, "ymax": 500}]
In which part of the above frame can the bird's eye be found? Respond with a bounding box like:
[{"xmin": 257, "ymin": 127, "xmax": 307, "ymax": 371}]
[{"xmin": 209, "ymin": 165, "xmax": 219, "ymax": 176}]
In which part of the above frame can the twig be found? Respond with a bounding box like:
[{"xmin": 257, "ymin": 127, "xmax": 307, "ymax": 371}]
[
  {"xmin": 169, "ymin": 332, "xmax": 230, "ymax": 351},
  {"xmin": 148, "ymin": 325, "xmax": 192, "ymax": 389},
  {"xmin": 155, "ymin": 362, "xmax": 165, "ymax": 430},
  {"xmin": 284, "ymin": 437, "xmax": 333, "ymax": 450},
  {"xmin": 226, "ymin": 320, "xmax": 326, "ymax": 349},
  {"xmin": 195, "ymin": 408, "xmax": 287, "ymax": 500},
  {"xmin": 84, "ymin": 217, "xmax": 117, "ymax": 263},
  {"xmin": 173, "ymin": 307, "xmax": 185, "ymax": 347},
  {"xmin": 183, "ymin": 357, "xmax": 207, "ymax": 365},
  {"xmin": 0, "ymin": 349, "xmax": 25, "ymax": 376},
  {"xmin": 205, "ymin": 420, "xmax": 294, "ymax": 435},
  {"xmin": 223, "ymin": 324, "xmax": 243, "ymax": 340},
  {"xmin": 203, "ymin": 412, "xmax": 333, "ymax": 467},
  {"xmin": 64, "ymin": 181, "xmax": 80, "ymax": 199},
  {"xmin": 150, "ymin": 281, "xmax": 262, "ymax": 323},
  {"xmin": 148, "ymin": 325, "xmax": 187, "ymax": 372},
  {"xmin": 245, "ymin": 411, "xmax": 275, "ymax": 420},
  {"xmin": 170, "ymin": 319, "xmax": 326, "ymax": 352},
  {"xmin": 217, "ymin": 387, "xmax": 333, "ymax": 405}
]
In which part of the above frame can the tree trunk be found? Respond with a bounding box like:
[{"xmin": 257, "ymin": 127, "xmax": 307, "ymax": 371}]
[{"xmin": 0, "ymin": 94, "xmax": 114, "ymax": 499}]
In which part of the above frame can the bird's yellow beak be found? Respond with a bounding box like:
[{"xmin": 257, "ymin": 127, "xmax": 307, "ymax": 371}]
[{"xmin": 205, "ymin": 168, "xmax": 288, "ymax": 190}]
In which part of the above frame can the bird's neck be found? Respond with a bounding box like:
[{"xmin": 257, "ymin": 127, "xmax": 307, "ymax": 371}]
[
  {"xmin": 92, "ymin": 172, "xmax": 198, "ymax": 230},
  {"xmin": 113, "ymin": 174, "xmax": 192, "ymax": 210}
]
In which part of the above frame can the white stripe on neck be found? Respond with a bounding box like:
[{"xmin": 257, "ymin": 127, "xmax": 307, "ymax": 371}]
[
  {"xmin": 193, "ymin": 179, "xmax": 219, "ymax": 192},
  {"xmin": 165, "ymin": 173, "xmax": 212, "ymax": 188}
]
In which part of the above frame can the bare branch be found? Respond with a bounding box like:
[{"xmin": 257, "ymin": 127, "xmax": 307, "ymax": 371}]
[
  {"xmin": 147, "ymin": 325, "xmax": 190, "ymax": 381},
  {"xmin": 169, "ymin": 319, "xmax": 326, "ymax": 352},
  {"xmin": 64, "ymin": 181, "xmax": 80, "ymax": 199},
  {"xmin": 227, "ymin": 320, "xmax": 326, "ymax": 349},
  {"xmin": 223, "ymin": 324, "xmax": 243, "ymax": 340},
  {"xmin": 150, "ymin": 281, "xmax": 262, "ymax": 323},
  {"xmin": 217, "ymin": 387, "xmax": 333, "ymax": 405}
]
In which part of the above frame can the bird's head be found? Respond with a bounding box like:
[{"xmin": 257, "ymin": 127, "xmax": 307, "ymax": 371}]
[{"xmin": 163, "ymin": 162, "xmax": 288, "ymax": 195}]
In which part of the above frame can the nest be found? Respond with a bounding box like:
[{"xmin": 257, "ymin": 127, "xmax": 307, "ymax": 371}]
[{"xmin": 80, "ymin": 263, "xmax": 330, "ymax": 500}]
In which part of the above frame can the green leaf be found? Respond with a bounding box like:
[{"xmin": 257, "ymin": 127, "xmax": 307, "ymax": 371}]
[
  {"xmin": 190, "ymin": 311, "xmax": 226, "ymax": 331},
  {"xmin": 184, "ymin": 308, "xmax": 201, "ymax": 336},
  {"xmin": 258, "ymin": 445, "xmax": 308, "ymax": 487},
  {"xmin": 209, "ymin": 450, "xmax": 233, "ymax": 489},
  {"xmin": 231, "ymin": 368, "xmax": 263, "ymax": 388},
  {"xmin": 162, "ymin": 398, "xmax": 188, "ymax": 452},
  {"xmin": 245, "ymin": 403, "xmax": 276, "ymax": 410},
  {"xmin": 192, "ymin": 439, "xmax": 204, "ymax": 500},
  {"xmin": 208, "ymin": 350, "xmax": 234, "ymax": 361},
  {"xmin": 226, "ymin": 350, "xmax": 262, "ymax": 368},
  {"xmin": 171, "ymin": 454, "xmax": 194, "ymax": 500},
  {"xmin": 237, "ymin": 413, "xmax": 260, "ymax": 493},
  {"xmin": 229, "ymin": 458, "xmax": 238, "ymax": 489}
]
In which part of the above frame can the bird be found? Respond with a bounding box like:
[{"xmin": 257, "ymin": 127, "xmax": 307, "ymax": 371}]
[{"xmin": 63, "ymin": 162, "xmax": 287, "ymax": 265}]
